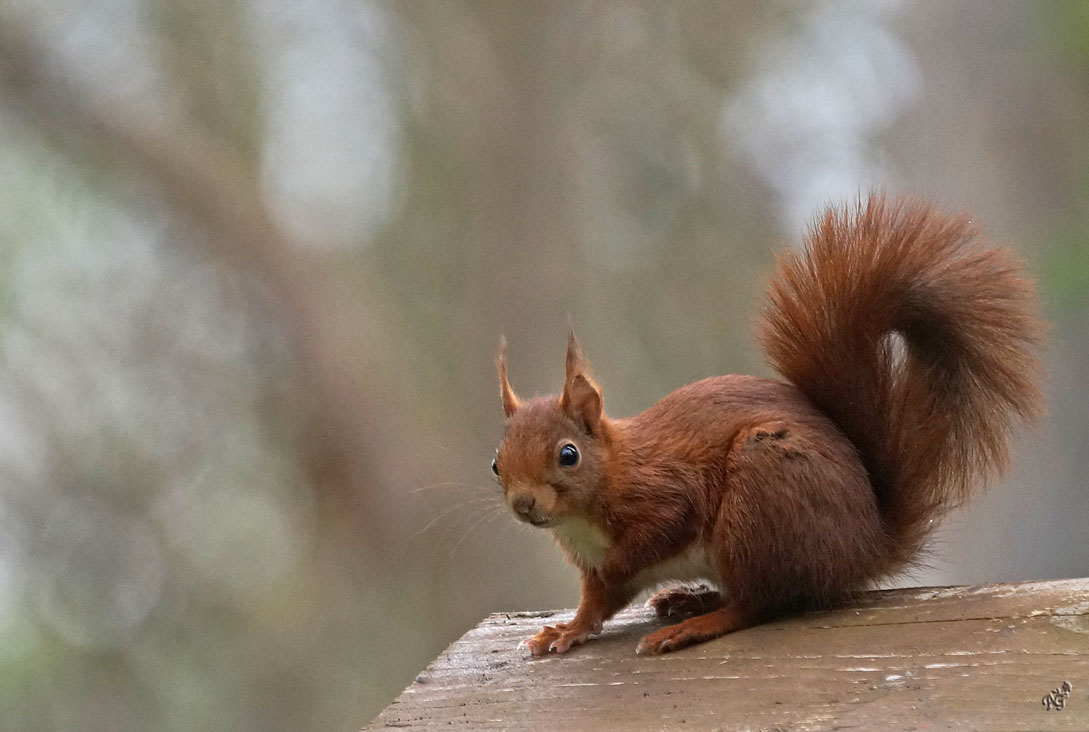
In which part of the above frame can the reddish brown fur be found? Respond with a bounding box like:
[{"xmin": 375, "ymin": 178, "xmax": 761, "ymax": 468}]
[{"xmin": 493, "ymin": 195, "xmax": 1044, "ymax": 656}]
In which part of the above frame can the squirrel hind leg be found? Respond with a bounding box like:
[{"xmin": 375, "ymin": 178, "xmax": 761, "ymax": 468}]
[
  {"xmin": 716, "ymin": 418, "xmax": 887, "ymax": 614},
  {"xmin": 636, "ymin": 603, "xmax": 750, "ymax": 655},
  {"xmin": 645, "ymin": 584, "xmax": 721, "ymax": 619}
]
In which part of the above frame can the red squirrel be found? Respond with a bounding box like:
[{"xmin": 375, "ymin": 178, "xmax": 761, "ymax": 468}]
[{"xmin": 492, "ymin": 194, "xmax": 1043, "ymax": 656}]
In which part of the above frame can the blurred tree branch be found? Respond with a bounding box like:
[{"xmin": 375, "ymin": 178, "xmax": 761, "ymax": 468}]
[{"xmin": 0, "ymin": 21, "xmax": 388, "ymax": 542}]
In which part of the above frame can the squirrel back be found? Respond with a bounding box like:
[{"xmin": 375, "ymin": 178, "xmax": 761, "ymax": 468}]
[{"xmin": 759, "ymin": 195, "xmax": 1044, "ymax": 575}]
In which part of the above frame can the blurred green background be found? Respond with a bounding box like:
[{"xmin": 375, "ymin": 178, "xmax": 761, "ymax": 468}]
[{"xmin": 0, "ymin": 1, "xmax": 1087, "ymax": 730}]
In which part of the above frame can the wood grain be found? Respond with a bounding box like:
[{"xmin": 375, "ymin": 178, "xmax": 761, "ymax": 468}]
[{"xmin": 366, "ymin": 578, "xmax": 1089, "ymax": 731}]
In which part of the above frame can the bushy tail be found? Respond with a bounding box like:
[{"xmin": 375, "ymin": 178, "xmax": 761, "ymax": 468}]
[{"xmin": 759, "ymin": 195, "xmax": 1044, "ymax": 573}]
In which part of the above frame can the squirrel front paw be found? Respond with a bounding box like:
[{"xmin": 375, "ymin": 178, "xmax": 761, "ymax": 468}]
[{"xmin": 524, "ymin": 621, "xmax": 598, "ymax": 656}]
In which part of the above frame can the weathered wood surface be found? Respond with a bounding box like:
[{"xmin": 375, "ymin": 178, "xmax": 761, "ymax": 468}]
[{"xmin": 367, "ymin": 578, "xmax": 1089, "ymax": 731}]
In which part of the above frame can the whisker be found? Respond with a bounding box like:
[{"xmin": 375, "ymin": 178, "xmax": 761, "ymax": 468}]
[
  {"xmin": 433, "ymin": 500, "xmax": 506, "ymax": 550},
  {"xmin": 412, "ymin": 496, "xmax": 501, "ymax": 539},
  {"xmin": 410, "ymin": 480, "xmax": 492, "ymax": 495},
  {"xmin": 427, "ymin": 440, "xmax": 459, "ymax": 456},
  {"xmin": 449, "ymin": 504, "xmax": 508, "ymax": 556}
]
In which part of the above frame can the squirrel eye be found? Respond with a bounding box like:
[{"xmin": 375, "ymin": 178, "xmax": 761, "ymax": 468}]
[
  {"xmin": 491, "ymin": 457, "xmax": 499, "ymax": 476},
  {"xmin": 558, "ymin": 443, "xmax": 580, "ymax": 468}
]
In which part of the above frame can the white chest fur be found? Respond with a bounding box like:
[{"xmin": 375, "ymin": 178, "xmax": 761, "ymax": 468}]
[
  {"xmin": 629, "ymin": 543, "xmax": 717, "ymax": 593},
  {"xmin": 550, "ymin": 516, "xmax": 611, "ymax": 569},
  {"xmin": 551, "ymin": 518, "xmax": 718, "ymax": 592}
]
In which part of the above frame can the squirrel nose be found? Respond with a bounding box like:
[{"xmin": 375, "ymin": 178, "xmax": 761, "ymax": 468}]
[{"xmin": 512, "ymin": 494, "xmax": 536, "ymax": 516}]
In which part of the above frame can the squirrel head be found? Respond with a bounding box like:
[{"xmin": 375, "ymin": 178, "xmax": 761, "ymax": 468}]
[{"xmin": 492, "ymin": 330, "xmax": 611, "ymax": 528}]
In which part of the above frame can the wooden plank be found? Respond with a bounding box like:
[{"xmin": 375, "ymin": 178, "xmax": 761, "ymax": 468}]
[{"xmin": 366, "ymin": 578, "xmax": 1089, "ymax": 731}]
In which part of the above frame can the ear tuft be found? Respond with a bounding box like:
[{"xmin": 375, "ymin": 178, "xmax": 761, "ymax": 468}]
[
  {"xmin": 496, "ymin": 336, "xmax": 520, "ymax": 417},
  {"xmin": 561, "ymin": 329, "xmax": 603, "ymax": 434},
  {"xmin": 565, "ymin": 328, "xmax": 588, "ymax": 380}
]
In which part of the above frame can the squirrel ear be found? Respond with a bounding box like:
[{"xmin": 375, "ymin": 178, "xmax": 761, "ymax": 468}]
[
  {"xmin": 562, "ymin": 373, "xmax": 603, "ymax": 435},
  {"xmin": 496, "ymin": 336, "xmax": 521, "ymax": 417},
  {"xmin": 561, "ymin": 329, "xmax": 603, "ymax": 434},
  {"xmin": 564, "ymin": 327, "xmax": 587, "ymax": 381}
]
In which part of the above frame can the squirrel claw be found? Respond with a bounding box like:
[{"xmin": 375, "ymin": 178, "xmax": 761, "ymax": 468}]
[
  {"xmin": 525, "ymin": 623, "xmax": 594, "ymax": 656},
  {"xmin": 636, "ymin": 626, "xmax": 689, "ymax": 655},
  {"xmin": 635, "ymin": 638, "xmax": 668, "ymax": 655}
]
